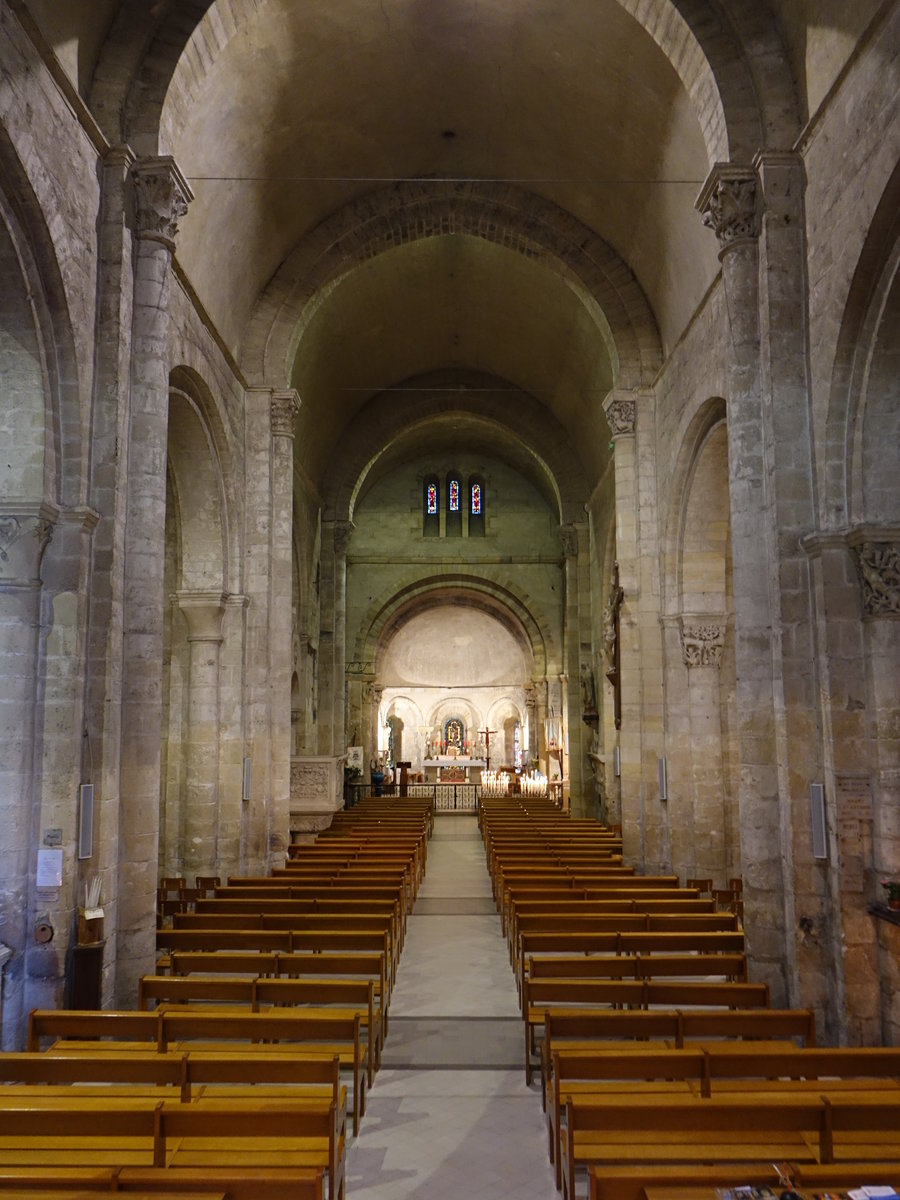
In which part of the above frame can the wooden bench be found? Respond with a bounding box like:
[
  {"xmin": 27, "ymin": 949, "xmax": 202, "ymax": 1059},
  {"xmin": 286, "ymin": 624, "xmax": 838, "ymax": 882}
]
[
  {"xmin": 502, "ymin": 887, "xmax": 707, "ymax": 936},
  {"xmin": 560, "ymin": 1092, "xmax": 900, "ymax": 1200},
  {"xmin": 0, "ymin": 1182, "xmax": 231, "ymax": 1200},
  {"xmin": 0, "ymin": 1047, "xmax": 344, "ymax": 1112},
  {"xmin": 156, "ymin": 928, "xmax": 393, "ymax": 987},
  {"xmin": 170, "ymin": 913, "xmax": 399, "ymax": 981},
  {"xmin": 588, "ymin": 1161, "xmax": 900, "ymax": 1200},
  {"xmin": 0, "ymin": 1101, "xmax": 342, "ymax": 1199},
  {"xmin": 527, "ymin": 952, "xmax": 748, "ymax": 986},
  {"xmin": 538, "ymin": 1007, "xmax": 818, "ymax": 1108},
  {"xmin": 507, "ymin": 897, "xmax": 718, "ymax": 951},
  {"xmin": 166, "ymin": 949, "xmax": 391, "ymax": 1021},
  {"xmin": 548, "ymin": 1045, "xmax": 900, "ymax": 1188},
  {"xmin": 516, "ymin": 923, "xmax": 743, "ymax": 994},
  {"xmin": 137, "ymin": 974, "xmax": 382, "ymax": 1082},
  {"xmin": 193, "ymin": 896, "xmax": 405, "ymax": 952},
  {"xmin": 27, "ymin": 1007, "xmax": 368, "ymax": 1135},
  {"xmin": 523, "ymin": 979, "xmax": 771, "ymax": 1083}
]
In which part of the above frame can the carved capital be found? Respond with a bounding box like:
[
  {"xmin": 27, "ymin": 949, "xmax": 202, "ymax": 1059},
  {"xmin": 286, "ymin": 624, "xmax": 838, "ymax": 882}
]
[
  {"xmin": 680, "ymin": 618, "xmax": 726, "ymax": 668},
  {"xmin": 0, "ymin": 503, "xmax": 57, "ymax": 586},
  {"xmin": 603, "ymin": 396, "xmax": 636, "ymax": 437},
  {"xmin": 333, "ymin": 519, "xmax": 355, "ymax": 557},
  {"xmin": 558, "ymin": 524, "xmax": 579, "ymax": 559},
  {"xmin": 175, "ymin": 590, "xmax": 227, "ymax": 642},
  {"xmin": 271, "ymin": 389, "xmax": 301, "ymax": 438},
  {"xmin": 697, "ymin": 164, "xmax": 760, "ymax": 257},
  {"xmin": 853, "ymin": 542, "xmax": 900, "ymax": 617},
  {"xmin": 132, "ymin": 157, "xmax": 193, "ymax": 249},
  {"xmin": 346, "ymin": 660, "xmax": 375, "ymax": 676}
]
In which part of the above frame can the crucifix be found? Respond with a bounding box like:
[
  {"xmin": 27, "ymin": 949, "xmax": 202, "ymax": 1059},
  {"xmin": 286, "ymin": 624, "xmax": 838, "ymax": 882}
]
[
  {"xmin": 602, "ymin": 561, "xmax": 624, "ymax": 729},
  {"xmin": 479, "ymin": 727, "xmax": 498, "ymax": 770}
]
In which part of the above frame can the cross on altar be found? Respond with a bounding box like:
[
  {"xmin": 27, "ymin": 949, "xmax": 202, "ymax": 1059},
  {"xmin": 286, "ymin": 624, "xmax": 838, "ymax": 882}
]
[{"xmin": 479, "ymin": 727, "xmax": 498, "ymax": 770}]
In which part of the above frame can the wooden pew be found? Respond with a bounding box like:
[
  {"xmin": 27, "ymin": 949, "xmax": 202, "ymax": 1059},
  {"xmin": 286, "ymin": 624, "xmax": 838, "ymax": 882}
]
[
  {"xmin": 523, "ymin": 979, "xmax": 771, "ymax": 1083},
  {"xmin": 193, "ymin": 896, "xmax": 405, "ymax": 952},
  {"xmin": 589, "ymin": 1162, "xmax": 900, "ymax": 1200},
  {"xmin": 170, "ymin": 912, "xmax": 399, "ymax": 979},
  {"xmin": 0, "ymin": 1101, "xmax": 343, "ymax": 1200},
  {"xmin": 156, "ymin": 928, "xmax": 393, "ymax": 988},
  {"xmin": 538, "ymin": 1007, "xmax": 818, "ymax": 1108},
  {"xmin": 515, "ymin": 922, "xmax": 743, "ymax": 994},
  {"xmin": 560, "ymin": 1092, "xmax": 900, "ymax": 1200},
  {"xmin": 136, "ymin": 974, "xmax": 382, "ymax": 1082},
  {"xmin": 166, "ymin": 949, "xmax": 391, "ymax": 1021},
  {"xmin": 548, "ymin": 1045, "xmax": 900, "ymax": 1189},
  {"xmin": 526, "ymin": 952, "xmax": 749, "ymax": 986},
  {"xmin": 507, "ymin": 896, "xmax": 718, "ymax": 952},
  {"xmin": 0, "ymin": 1047, "xmax": 344, "ymax": 1112},
  {"xmin": 0, "ymin": 1182, "xmax": 232, "ymax": 1200},
  {"xmin": 27, "ymin": 1007, "xmax": 368, "ymax": 1135}
]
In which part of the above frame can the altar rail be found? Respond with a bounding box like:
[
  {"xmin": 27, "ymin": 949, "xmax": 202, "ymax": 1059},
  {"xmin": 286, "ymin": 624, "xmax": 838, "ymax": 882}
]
[{"xmin": 346, "ymin": 782, "xmax": 479, "ymax": 812}]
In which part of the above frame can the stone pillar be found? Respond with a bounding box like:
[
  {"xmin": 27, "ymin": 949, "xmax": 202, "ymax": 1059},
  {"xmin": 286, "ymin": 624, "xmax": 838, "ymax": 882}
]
[
  {"xmin": 680, "ymin": 617, "xmax": 730, "ymax": 883},
  {"xmin": 560, "ymin": 523, "xmax": 589, "ymax": 815},
  {"xmin": 524, "ymin": 683, "xmax": 537, "ymax": 767},
  {"xmin": 0, "ymin": 504, "xmax": 55, "ymax": 1047},
  {"xmin": 697, "ymin": 158, "xmax": 818, "ymax": 1009},
  {"xmin": 83, "ymin": 144, "xmax": 136, "ymax": 1010},
  {"xmin": 31, "ymin": 505, "xmax": 100, "ymax": 1019},
  {"xmin": 853, "ymin": 540, "xmax": 900, "ymax": 1044},
  {"xmin": 319, "ymin": 519, "xmax": 354, "ymax": 758},
  {"xmin": 268, "ymin": 391, "xmax": 300, "ymax": 870},
  {"xmin": 175, "ymin": 592, "xmax": 226, "ymax": 880},
  {"xmin": 602, "ymin": 391, "xmax": 666, "ymax": 867},
  {"xmin": 115, "ymin": 157, "xmax": 192, "ymax": 1005}
]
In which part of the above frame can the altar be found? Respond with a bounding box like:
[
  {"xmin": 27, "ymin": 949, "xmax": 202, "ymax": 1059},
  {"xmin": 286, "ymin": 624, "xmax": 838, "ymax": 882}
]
[{"xmin": 423, "ymin": 756, "xmax": 484, "ymax": 784}]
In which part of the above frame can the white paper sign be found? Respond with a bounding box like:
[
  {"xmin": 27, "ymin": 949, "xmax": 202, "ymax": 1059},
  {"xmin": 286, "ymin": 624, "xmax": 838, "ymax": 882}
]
[{"xmin": 36, "ymin": 847, "xmax": 63, "ymax": 888}]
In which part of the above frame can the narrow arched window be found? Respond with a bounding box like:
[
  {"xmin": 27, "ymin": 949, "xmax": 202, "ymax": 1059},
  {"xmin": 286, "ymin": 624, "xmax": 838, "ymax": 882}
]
[
  {"xmin": 468, "ymin": 474, "xmax": 485, "ymax": 537},
  {"xmin": 446, "ymin": 470, "xmax": 462, "ymax": 537},
  {"xmin": 423, "ymin": 476, "xmax": 440, "ymax": 537}
]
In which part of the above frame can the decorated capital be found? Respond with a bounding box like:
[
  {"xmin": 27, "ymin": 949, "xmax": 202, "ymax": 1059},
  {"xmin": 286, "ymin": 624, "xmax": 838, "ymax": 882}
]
[
  {"xmin": 679, "ymin": 617, "xmax": 726, "ymax": 667},
  {"xmin": 853, "ymin": 542, "xmax": 900, "ymax": 617},
  {"xmin": 697, "ymin": 163, "xmax": 760, "ymax": 257},
  {"xmin": 603, "ymin": 395, "xmax": 636, "ymax": 437},
  {"xmin": 271, "ymin": 389, "xmax": 301, "ymax": 438},
  {"xmin": 132, "ymin": 157, "xmax": 193, "ymax": 249}
]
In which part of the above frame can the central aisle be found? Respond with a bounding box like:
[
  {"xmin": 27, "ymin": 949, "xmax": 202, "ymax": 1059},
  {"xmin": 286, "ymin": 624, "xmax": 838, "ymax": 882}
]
[{"xmin": 346, "ymin": 814, "xmax": 558, "ymax": 1200}]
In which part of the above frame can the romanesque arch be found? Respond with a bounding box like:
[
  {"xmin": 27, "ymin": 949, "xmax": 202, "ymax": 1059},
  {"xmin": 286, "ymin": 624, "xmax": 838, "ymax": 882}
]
[
  {"xmin": 242, "ymin": 182, "xmax": 659, "ymax": 391},
  {"xmin": 99, "ymin": 0, "xmax": 793, "ymax": 170},
  {"xmin": 320, "ymin": 372, "xmax": 587, "ymax": 527}
]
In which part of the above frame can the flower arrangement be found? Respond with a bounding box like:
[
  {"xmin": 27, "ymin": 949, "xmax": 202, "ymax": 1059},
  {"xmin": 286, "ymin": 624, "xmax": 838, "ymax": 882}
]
[{"xmin": 880, "ymin": 879, "xmax": 900, "ymax": 904}]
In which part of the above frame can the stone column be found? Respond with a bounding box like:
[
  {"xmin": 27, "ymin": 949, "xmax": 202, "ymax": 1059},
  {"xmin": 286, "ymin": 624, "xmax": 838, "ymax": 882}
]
[
  {"xmin": 697, "ymin": 158, "xmax": 818, "ymax": 1009},
  {"xmin": 853, "ymin": 540, "xmax": 900, "ymax": 1044},
  {"xmin": 268, "ymin": 391, "xmax": 300, "ymax": 870},
  {"xmin": 559, "ymin": 524, "xmax": 588, "ymax": 815},
  {"xmin": 602, "ymin": 391, "xmax": 666, "ymax": 866},
  {"xmin": 679, "ymin": 617, "xmax": 730, "ymax": 882},
  {"xmin": 319, "ymin": 519, "xmax": 354, "ymax": 757},
  {"xmin": 0, "ymin": 504, "xmax": 54, "ymax": 1047},
  {"xmin": 31, "ymin": 505, "xmax": 100, "ymax": 1018},
  {"xmin": 175, "ymin": 591, "xmax": 226, "ymax": 879},
  {"xmin": 84, "ymin": 144, "xmax": 136, "ymax": 1011},
  {"xmin": 115, "ymin": 157, "xmax": 192, "ymax": 1005},
  {"xmin": 524, "ymin": 683, "xmax": 537, "ymax": 767}
]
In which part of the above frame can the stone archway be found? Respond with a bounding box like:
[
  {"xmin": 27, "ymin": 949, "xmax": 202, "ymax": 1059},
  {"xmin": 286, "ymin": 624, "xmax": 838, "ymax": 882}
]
[{"xmin": 161, "ymin": 373, "xmax": 230, "ymax": 883}]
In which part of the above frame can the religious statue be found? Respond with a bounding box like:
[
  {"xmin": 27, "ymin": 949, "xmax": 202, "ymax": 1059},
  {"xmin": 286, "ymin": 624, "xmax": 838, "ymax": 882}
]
[
  {"xmin": 580, "ymin": 662, "xmax": 597, "ymax": 714},
  {"xmin": 603, "ymin": 562, "xmax": 624, "ymax": 729}
]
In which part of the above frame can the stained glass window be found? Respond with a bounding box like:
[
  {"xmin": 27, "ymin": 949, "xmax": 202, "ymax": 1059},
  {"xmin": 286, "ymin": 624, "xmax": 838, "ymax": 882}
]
[
  {"xmin": 449, "ymin": 479, "xmax": 459, "ymax": 511},
  {"xmin": 471, "ymin": 482, "xmax": 481, "ymax": 514},
  {"xmin": 427, "ymin": 483, "xmax": 438, "ymax": 514}
]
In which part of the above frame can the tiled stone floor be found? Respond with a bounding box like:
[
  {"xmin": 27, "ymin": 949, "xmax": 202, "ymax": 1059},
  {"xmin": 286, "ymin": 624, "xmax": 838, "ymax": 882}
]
[{"xmin": 346, "ymin": 814, "xmax": 558, "ymax": 1199}]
